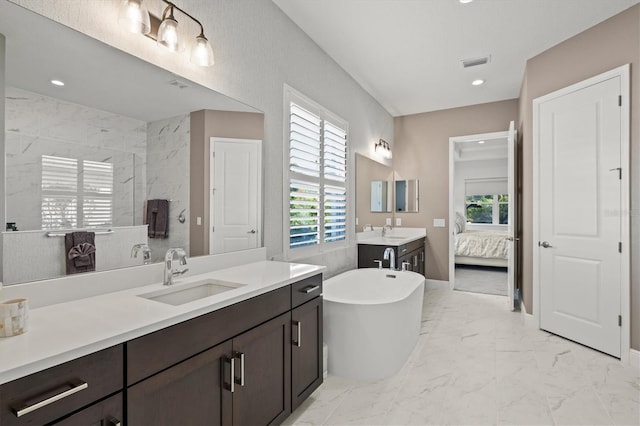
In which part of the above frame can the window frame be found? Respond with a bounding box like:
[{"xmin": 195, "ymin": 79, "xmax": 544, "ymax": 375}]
[{"xmin": 283, "ymin": 86, "xmax": 349, "ymax": 260}]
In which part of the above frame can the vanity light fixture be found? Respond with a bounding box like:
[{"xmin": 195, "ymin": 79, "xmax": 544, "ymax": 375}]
[
  {"xmin": 118, "ymin": 0, "xmax": 214, "ymax": 67},
  {"xmin": 157, "ymin": 4, "xmax": 179, "ymax": 51},
  {"xmin": 118, "ymin": 0, "xmax": 151, "ymax": 35},
  {"xmin": 472, "ymin": 79, "xmax": 485, "ymax": 86},
  {"xmin": 375, "ymin": 139, "xmax": 392, "ymax": 159}
]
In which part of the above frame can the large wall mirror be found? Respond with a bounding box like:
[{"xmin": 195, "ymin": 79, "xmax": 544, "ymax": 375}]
[{"xmin": 0, "ymin": 2, "xmax": 264, "ymax": 284}]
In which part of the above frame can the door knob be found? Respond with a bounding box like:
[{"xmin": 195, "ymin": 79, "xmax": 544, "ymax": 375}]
[
  {"xmin": 539, "ymin": 241, "xmax": 553, "ymax": 248},
  {"xmin": 247, "ymin": 229, "xmax": 256, "ymax": 234}
]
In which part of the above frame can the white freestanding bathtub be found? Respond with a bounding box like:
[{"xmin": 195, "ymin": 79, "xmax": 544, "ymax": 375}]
[{"xmin": 323, "ymin": 268, "xmax": 425, "ymax": 381}]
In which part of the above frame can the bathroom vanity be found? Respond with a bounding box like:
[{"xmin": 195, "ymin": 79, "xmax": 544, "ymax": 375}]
[
  {"xmin": 357, "ymin": 228, "xmax": 426, "ymax": 275},
  {"xmin": 0, "ymin": 261, "xmax": 324, "ymax": 426}
]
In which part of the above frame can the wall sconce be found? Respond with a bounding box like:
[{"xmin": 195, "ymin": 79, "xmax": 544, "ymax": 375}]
[
  {"xmin": 375, "ymin": 139, "xmax": 392, "ymax": 159},
  {"xmin": 118, "ymin": 0, "xmax": 214, "ymax": 67}
]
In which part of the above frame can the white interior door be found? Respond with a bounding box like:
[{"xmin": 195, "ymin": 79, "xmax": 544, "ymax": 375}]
[
  {"xmin": 506, "ymin": 121, "xmax": 516, "ymax": 310},
  {"xmin": 210, "ymin": 138, "xmax": 261, "ymax": 255},
  {"xmin": 536, "ymin": 76, "xmax": 622, "ymax": 357}
]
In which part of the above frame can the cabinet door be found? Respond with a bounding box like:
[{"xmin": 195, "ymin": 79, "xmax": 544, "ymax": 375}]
[
  {"xmin": 128, "ymin": 340, "xmax": 233, "ymax": 426},
  {"xmin": 231, "ymin": 312, "xmax": 291, "ymax": 426},
  {"xmin": 291, "ymin": 297, "xmax": 323, "ymax": 410},
  {"xmin": 54, "ymin": 393, "xmax": 122, "ymax": 426}
]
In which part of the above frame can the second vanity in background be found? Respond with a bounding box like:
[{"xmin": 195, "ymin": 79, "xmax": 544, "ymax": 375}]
[{"xmin": 357, "ymin": 228, "xmax": 426, "ymax": 275}]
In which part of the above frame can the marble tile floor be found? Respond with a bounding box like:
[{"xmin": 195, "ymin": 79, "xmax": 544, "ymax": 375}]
[{"xmin": 285, "ymin": 287, "xmax": 640, "ymax": 426}]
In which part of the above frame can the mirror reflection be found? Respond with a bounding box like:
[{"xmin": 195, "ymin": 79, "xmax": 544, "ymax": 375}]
[
  {"xmin": 370, "ymin": 180, "xmax": 391, "ymax": 213},
  {"xmin": 395, "ymin": 179, "xmax": 419, "ymax": 213},
  {"xmin": 1, "ymin": 2, "xmax": 263, "ymax": 284}
]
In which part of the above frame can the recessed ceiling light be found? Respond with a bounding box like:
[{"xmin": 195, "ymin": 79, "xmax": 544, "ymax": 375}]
[
  {"xmin": 478, "ymin": 140, "xmax": 485, "ymax": 144},
  {"xmin": 472, "ymin": 79, "xmax": 485, "ymax": 86},
  {"xmin": 459, "ymin": 0, "xmax": 473, "ymax": 3},
  {"xmin": 50, "ymin": 79, "xmax": 65, "ymax": 86}
]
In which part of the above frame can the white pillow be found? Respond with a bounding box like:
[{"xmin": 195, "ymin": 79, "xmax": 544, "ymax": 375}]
[{"xmin": 455, "ymin": 212, "xmax": 466, "ymax": 234}]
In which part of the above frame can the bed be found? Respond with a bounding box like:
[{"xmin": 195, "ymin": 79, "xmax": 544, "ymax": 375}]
[{"xmin": 454, "ymin": 230, "xmax": 509, "ymax": 267}]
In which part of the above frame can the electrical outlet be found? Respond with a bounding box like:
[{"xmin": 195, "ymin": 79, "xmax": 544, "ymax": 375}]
[
  {"xmin": 395, "ymin": 218, "xmax": 402, "ymax": 226},
  {"xmin": 433, "ymin": 218, "xmax": 446, "ymax": 228},
  {"xmin": 356, "ymin": 217, "xmax": 359, "ymax": 225},
  {"xmin": 386, "ymin": 218, "xmax": 392, "ymax": 226},
  {"xmin": 196, "ymin": 216, "xmax": 202, "ymax": 225}
]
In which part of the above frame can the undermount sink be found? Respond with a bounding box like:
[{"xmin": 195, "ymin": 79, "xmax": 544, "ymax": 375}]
[
  {"xmin": 383, "ymin": 236, "xmax": 407, "ymax": 240},
  {"xmin": 139, "ymin": 279, "xmax": 246, "ymax": 306}
]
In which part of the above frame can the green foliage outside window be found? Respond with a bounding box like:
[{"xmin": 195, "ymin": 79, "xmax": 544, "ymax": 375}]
[{"xmin": 465, "ymin": 194, "xmax": 509, "ymax": 224}]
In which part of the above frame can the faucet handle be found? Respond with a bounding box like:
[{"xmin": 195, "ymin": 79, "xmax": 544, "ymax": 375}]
[
  {"xmin": 373, "ymin": 260, "xmax": 383, "ymax": 269},
  {"xmin": 172, "ymin": 268, "xmax": 189, "ymax": 277},
  {"xmin": 401, "ymin": 262, "xmax": 411, "ymax": 271}
]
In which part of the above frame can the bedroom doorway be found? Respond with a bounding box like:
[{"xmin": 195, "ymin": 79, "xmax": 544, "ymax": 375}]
[{"xmin": 448, "ymin": 122, "xmax": 518, "ymax": 308}]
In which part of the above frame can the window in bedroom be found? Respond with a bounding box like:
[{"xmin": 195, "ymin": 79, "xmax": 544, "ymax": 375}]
[
  {"xmin": 41, "ymin": 155, "xmax": 114, "ymax": 230},
  {"xmin": 285, "ymin": 87, "xmax": 348, "ymax": 257},
  {"xmin": 465, "ymin": 194, "xmax": 508, "ymax": 225}
]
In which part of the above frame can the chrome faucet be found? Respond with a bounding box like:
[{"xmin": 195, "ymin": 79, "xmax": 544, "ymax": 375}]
[
  {"xmin": 383, "ymin": 247, "xmax": 396, "ymax": 270},
  {"xmin": 131, "ymin": 243, "xmax": 151, "ymax": 264},
  {"xmin": 164, "ymin": 248, "xmax": 188, "ymax": 286}
]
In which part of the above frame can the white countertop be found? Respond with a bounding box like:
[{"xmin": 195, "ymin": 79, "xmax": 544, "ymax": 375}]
[
  {"xmin": 356, "ymin": 227, "xmax": 426, "ymax": 246},
  {"xmin": 0, "ymin": 260, "xmax": 325, "ymax": 385}
]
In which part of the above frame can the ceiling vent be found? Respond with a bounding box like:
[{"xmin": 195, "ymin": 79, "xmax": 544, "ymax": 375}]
[
  {"xmin": 461, "ymin": 56, "xmax": 491, "ymax": 68},
  {"xmin": 168, "ymin": 78, "xmax": 191, "ymax": 89}
]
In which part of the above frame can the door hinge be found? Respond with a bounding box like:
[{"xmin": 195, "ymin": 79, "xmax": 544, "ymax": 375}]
[
  {"xmin": 618, "ymin": 95, "xmax": 622, "ymax": 106},
  {"xmin": 212, "ymin": 151, "xmax": 215, "ymax": 158},
  {"xmin": 212, "ymin": 226, "xmax": 215, "ymax": 232},
  {"xmin": 618, "ymin": 242, "xmax": 622, "ymax": 253},
  {"xmin": 618, "ymin": 315, "xmax": 622, "ymax": 326}
]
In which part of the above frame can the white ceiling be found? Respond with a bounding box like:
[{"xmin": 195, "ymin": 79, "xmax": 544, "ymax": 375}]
[{"xmin": 273, "ymin": 0, "xmax": 640, "ymax": 117}]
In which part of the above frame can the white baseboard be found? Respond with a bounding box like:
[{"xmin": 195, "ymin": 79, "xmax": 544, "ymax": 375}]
[
  {"xmin": 520, "ymin": 300, "xmax": 536, "ymax": 328},
  {"xmin": 630, "ymin": 349, "xmax": 640, "ymax": 373},
  {"xmin": 425, "ymin": 279, "xmax": 449, "ymax": 290}
]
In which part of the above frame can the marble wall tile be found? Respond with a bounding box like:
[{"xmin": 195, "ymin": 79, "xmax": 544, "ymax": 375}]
[
  {"xmin": 5, "ymin": 86, "xmax": 147, "ymax": 231},
  {"xmin": 145, "ymin": 114, "xmax": 190, "ymax": 263}
]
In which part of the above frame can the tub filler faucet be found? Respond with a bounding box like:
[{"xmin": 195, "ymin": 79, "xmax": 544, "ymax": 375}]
[
  {"xmin": 164, "ymin": 248, "xmax": 188, "ymax": 285},
  {"xmin": 383, "ymin": 247, "xmax": 396, "ymax": 271}
]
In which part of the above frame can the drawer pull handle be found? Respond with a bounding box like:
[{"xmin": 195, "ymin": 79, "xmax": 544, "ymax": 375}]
[
  {"xmin": 107, "ymin": 417, "xmax": 122, "ymax": 426},
  {"xmin": 293, "ymin": 320, "xmax": 302, "ymax": 347},
  {"xmin": 13, "ymin": 379, "xmax": 88, "ymax": 417},
  {"xmin": 301, "ymin": 285, "xmax": 320, "ymax": 294},
  {"xmin": 234, "ymin": 351, "xmax": 245, "ymax": 386}
]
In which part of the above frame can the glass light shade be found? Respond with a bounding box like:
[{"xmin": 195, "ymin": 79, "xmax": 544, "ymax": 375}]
[
  {"xmin": 157, "ymin": 17, "xmax": 179, "ymax": 51},
  {"xmin": 118, "ymin": 0, "xmax": 151, "ymax": 35},
  {"xmin": 190, "ymin": 35, "xmax": 214, "ymax": 67}
]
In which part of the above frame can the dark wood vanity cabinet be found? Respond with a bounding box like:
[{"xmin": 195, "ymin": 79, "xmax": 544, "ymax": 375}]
[
  {"xmin": 231, "ymin": 312, "xmax": 291, "ymax": 426},
  {"xmin": 358, "ymin": 238, "xmax": 426, "ymax": 275},
  {"xmin": 0, "ymin": 274, "xmax": 323, "ymax": 426},
  {"xmin": 128, "ymin": 341, "xmax": 232, "ymax": 426},
  {"xmin": 0, "ymin": 345, "xmax": 123, "ymax": 426},
  {"xmin": 291, "ymin": 296, "xmax": 323, "ymax": 410},
  {"xmin": 126, "ymin": 273, "xmax": 322, "ymax": 426}
]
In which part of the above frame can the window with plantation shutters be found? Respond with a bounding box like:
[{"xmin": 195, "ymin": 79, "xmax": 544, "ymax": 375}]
[
  {"xmin": 41, "ymin": 155, "xmax": 114, "ymax": 230},
  {"xmin": 286, "ymin": 89, "xmax": 348, "ymax": 254}
]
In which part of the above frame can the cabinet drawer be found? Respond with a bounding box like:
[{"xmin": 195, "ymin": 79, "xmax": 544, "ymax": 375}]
[
  {"xmin": 0, "ymin": 345, "xmax": 123, "ymax": 426},
  {"xmin": 127, "ymin": 286, "xmax": 290, "ymax": 385},
  {"xmin": 291, "ymin": 274, "xmax": 322, "ymax": 308},
  {"xmin": 54, "ymin": 393, "xmax": 122, "ymax": 426},
  {"xmin": 397, "ymin": 238, "xmax": 425, "ymax": 257}
]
